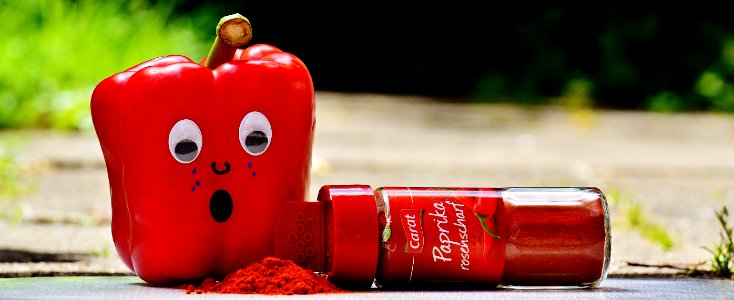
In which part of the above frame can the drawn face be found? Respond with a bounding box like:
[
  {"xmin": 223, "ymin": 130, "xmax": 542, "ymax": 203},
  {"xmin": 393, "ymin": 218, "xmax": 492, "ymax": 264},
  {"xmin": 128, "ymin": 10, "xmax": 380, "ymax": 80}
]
[{"xmin": 92, "ymin": 47, "xmax": 314, "ymax": 285}]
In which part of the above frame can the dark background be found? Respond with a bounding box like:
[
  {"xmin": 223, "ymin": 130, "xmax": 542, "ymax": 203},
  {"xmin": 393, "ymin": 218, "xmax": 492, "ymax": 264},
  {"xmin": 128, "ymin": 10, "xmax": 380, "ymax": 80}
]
[{"xmin": 178, "ymin": 2, "xmax": 734, "ymax": 111}]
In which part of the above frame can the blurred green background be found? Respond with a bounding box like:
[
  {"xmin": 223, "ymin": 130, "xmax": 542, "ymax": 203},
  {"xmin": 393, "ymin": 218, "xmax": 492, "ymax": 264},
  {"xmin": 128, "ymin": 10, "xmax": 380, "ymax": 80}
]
[{"xmin": 2, "ymin": 0, "xmax": 734, "ymax": 131}]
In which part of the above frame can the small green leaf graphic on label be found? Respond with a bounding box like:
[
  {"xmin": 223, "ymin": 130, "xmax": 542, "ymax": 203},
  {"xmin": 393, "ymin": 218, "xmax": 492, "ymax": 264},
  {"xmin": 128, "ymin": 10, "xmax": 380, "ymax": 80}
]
[
  {"xmin": 383, "ymin": 225, "xmax": 392, "ymax": 242},
  {"xmin": 475, "ymin": 213, "xmax": 501, "ymax": 239}
]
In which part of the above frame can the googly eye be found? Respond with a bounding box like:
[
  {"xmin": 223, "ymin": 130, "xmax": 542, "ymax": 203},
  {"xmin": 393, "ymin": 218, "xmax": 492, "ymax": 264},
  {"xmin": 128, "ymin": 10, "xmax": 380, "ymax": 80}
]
[
  {"xmin": 239, "ymin": 111, "xmax": 272, "ymax": 156},
  {"xmin": 168, "ymin": 119, "xmax": 203, "ymax": 163}
]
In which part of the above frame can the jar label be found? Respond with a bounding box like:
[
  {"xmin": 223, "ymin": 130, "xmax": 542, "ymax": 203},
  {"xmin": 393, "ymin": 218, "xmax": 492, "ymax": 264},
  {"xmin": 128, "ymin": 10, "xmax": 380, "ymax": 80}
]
[{"xmin": 376, "ymin": 187, "xmax": 506, "ymax": 286}]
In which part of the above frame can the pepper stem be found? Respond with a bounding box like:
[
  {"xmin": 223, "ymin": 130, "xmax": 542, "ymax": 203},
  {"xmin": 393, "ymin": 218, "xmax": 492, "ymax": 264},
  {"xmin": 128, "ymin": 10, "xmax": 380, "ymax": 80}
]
[{"xmin": 204, "ymin": 13, "xmax": 252, "ymax": 70}]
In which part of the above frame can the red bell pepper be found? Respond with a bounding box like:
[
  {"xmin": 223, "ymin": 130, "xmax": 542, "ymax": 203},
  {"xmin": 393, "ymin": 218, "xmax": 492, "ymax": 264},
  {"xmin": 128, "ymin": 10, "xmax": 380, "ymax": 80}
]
[{"xmin": 91, "ymin": 14, "xmax": 314, "ymax": 285}]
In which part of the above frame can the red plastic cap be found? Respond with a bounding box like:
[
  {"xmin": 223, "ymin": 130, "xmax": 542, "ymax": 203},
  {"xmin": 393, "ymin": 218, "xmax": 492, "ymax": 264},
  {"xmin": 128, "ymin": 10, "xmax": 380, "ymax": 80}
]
[
  {"xmin": 318, "ymin": 185, "xmax": 379, "ymax": 288},
  {"xmin": 274, "ymin": 201, "xmax": 325, "ymax": 273}
]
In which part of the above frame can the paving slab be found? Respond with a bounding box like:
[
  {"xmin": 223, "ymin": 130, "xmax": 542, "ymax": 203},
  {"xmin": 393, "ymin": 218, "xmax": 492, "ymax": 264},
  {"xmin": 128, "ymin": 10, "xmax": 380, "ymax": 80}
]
[{"xmin": 0, "ymin": 276, "xmax": 732, "ymax": 299}]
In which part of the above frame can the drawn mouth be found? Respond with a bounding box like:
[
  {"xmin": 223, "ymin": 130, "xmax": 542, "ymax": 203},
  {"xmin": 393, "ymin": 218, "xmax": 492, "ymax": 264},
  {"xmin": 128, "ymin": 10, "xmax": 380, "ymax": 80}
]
[{"xmin": 210, "ymin": 189, "xmax": 233, "ymax": 222}]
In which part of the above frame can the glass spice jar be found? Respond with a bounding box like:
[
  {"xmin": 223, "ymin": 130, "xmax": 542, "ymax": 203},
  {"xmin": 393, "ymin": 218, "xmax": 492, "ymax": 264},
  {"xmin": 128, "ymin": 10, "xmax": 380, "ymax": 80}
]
[{"xmin": 275, "ymin": 185, "xmax": 610, "ymax": 289}]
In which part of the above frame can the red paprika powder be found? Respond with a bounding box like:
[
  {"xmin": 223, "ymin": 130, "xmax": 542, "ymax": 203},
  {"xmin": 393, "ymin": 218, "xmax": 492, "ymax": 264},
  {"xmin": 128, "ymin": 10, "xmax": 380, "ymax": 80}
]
[
  {"xmin": 275, "ymin": 185, "xmax": 610, "ymax": 289},
  {"xmin": 182, "ymin": 256, "xmax": 342, "ymax": 295}
]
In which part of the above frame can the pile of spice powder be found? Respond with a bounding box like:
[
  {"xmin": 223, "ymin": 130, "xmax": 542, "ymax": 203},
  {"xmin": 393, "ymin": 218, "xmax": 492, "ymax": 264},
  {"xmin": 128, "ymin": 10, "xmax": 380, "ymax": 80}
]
[{"xmin": 182, "ymin": 256, "xmax": 343, "ymax": 295}]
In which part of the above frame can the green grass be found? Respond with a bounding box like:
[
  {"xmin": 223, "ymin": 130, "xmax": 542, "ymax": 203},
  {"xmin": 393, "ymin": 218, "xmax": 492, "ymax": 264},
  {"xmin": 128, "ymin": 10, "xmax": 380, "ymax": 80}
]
[
  {"xmin": 606, "ymin": 187, "xmax": 675, "ymax": 251},
  {"xmin": 0, "ymin": 139, "xmax": 32, "ymax": 223},
  {"xmin": 703, "ymin": 206, "xmax": 734, "ymax": 278},
  {"xmin": 0, "ymin": 0, "xmax": 212, "ymax": 130},
  {"xmin": 0, "ymin": 146, "xmax": 21, "ymax": 199}
]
